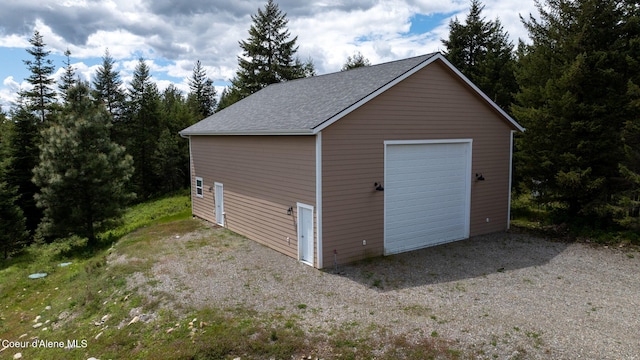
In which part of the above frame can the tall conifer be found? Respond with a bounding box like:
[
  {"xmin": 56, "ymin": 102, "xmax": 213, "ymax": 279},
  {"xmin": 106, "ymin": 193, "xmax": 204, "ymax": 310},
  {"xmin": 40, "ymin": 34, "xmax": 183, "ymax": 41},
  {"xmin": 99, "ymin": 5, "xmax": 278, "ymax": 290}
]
[
  {"xmin": 187, "ymin": 60, "xmax": 217, "ymax": 118},
  {"xmin": 33, "ymin": 82, "xmax": 134, "ymax": 244},
  {"xmin": 123, "ymin": 58, "xmax": 162, "ymax": 199},
  {"xmin": 21, "ymin": 31, "xmax": 56, "ymax": 123},
  {"xmin": 514, "ymin": 0, "xmax": 636, "ymax": 222},
  {"xmin": 442, "ymin": 0, "xmax": 517, "ymax": 110},
  {"xmin": 92, "ymin": 49, "xmax": 125, "ymax": 121},
  {"xmin": 0, "ymin": 112, "xmax": 28, "ymax": 257},
  {"xmin": 219, "ymin": 0, "xmax": 314, "ymax": 109},
  {"xmin": 4, "ymin": 103, "xmax": 41, "ymax": 235},
  {"xmin": 58, "ymin": 49, "xmax": 76, "ymax": 103}
]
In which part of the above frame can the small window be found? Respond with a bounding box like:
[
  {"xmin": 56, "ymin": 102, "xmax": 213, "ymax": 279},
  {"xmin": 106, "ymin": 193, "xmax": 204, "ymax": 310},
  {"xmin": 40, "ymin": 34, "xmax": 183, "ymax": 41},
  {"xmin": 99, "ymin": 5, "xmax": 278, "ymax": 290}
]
[{"xmin": 195, "ymin": 177, "xmax": 204, "ymax": 198}]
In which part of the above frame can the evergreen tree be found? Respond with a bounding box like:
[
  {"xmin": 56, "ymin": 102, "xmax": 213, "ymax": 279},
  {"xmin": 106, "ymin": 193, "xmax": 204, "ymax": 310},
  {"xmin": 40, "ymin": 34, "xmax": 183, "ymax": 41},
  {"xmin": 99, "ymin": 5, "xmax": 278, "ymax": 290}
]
[
  {"xmin": 123, "ymin": 58, "xmax": 163, "ymax": 199},
  {"xmin": 187, "ymin": 60, "xmax": 217, "ymax": 118},
  {"xmin": 513, "ymin": 0, "xmax": 635, "ymax": 221},
  {"xmin": 33, "ymin": 82, "xmax": 134, "ymax": 245},
  {"xmin": 217, "ymin": 86, "xmax": 243, "ymax": 111},
  {"xmin": 21, "ymin": 30, "xmax": 56, "ymax": 123},
  {"xmin": 614, "ymin": 0, "xmax": 640, "ymax": 227},
  {"xmin": 4, "ymin": 103, "xmax": 42, "ymax": 235},
  {"xmin": 220, "ymin": 0, "xmax": 314, "ymax": 109},
  {"xmin": 0, "ymin": 180, "xmax": 28, "ymax": 259},
  {"xmin": 0, "ymin": 108, "xmax": 7, "ymax": 158},
  {"xmin": 341, "ymin": 52, "xmax": 371, "ymax": 71},
  {"xmin": 0, "ymin": 112, "xmax": 28, "ymax": 258},
  {"xmin": 92, "ymin": 49, "xmax": 125, "ymax": 121},
  {"xmin": 158, "ymin": 85, "xmax": 197, "ymax": 192},
  {"xmin": 297, "ymin": 56, "xmax": 317, "ymax": 77},
  {"xmin": 442, "ymin": 0, "xmax": 517, "ymax": 109},
  {"xmin": 58, "ymin": 48, "xmax": 76, "ymax": 103}
]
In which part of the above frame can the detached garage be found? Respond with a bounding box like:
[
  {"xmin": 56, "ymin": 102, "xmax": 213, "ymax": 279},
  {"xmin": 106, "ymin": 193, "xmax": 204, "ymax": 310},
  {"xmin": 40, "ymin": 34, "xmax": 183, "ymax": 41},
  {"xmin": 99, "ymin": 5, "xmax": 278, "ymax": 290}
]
[{"xmin": 180, "ymin": 52, "xmax": 524, "ymax": 269}]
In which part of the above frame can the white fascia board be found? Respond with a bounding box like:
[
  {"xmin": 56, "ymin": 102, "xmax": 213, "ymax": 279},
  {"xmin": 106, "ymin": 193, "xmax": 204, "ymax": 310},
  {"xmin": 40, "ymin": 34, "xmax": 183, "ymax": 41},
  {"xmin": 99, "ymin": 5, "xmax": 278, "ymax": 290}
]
[
  {"xmin": 315, "ymin": 132, "xmax": 323, "ymax": 269},
  {"xmin": 188, "ymin": 137, "xmax": 194, "ymax": 215},
  {"xmin": 507, "ymin": 130, "xmax": 516, "ymax": 230}
]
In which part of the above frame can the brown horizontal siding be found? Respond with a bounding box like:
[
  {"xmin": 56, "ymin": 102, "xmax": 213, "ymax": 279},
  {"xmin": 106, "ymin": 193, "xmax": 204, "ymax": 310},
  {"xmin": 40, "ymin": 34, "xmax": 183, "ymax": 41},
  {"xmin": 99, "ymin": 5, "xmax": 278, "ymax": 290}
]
[
  {"xmin": 189, "ymin": 135, "xmax": 316, "ymax": 264},
  {"xmin": 321, "ymin": 59, "xmax": 515, "ymax": 265}
]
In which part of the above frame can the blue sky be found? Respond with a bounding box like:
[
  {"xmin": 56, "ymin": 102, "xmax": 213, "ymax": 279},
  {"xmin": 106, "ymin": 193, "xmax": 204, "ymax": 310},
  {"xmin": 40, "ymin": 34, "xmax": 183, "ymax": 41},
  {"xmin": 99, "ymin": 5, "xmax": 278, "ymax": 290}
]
[{"xmin": 0, "ymin": 1, "xmax": 537, "ymax": 113}]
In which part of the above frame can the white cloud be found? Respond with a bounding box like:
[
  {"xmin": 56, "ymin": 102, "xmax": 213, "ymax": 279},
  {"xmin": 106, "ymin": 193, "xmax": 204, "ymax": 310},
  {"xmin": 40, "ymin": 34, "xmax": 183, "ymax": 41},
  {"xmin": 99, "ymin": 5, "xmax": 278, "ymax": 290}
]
[
  {"xmin": 0, "ymin": 0, "xmax": 540, "ymax": 110},
  {"xmin": 81, "ymin": 30, "xmax": 150, "ymax": 59},
  {"xmin": 291, "ymin": 2, "xmax": 418, "ymax": 72},
  {"xmin": 0, "ymin": 76, "xmax": 28, "ymax": 112},
  {"xmin": 0, "ymin": 34, "xmax": 30, "ymax": 48}
]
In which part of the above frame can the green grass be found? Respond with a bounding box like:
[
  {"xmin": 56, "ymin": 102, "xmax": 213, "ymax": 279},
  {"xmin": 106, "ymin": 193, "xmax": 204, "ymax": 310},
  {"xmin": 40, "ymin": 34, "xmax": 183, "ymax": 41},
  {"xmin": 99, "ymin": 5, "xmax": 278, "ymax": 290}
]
[
  {"xmin": 0, "ymin": 192, "xmax": 465, "ymax": 360},
  {"xmin": 0, "ymin": 193, "xmax": 194, "ymax": 359},
  {"xmin": 102, "ymin": 191, "xmax": 193, "ymax": 242}
]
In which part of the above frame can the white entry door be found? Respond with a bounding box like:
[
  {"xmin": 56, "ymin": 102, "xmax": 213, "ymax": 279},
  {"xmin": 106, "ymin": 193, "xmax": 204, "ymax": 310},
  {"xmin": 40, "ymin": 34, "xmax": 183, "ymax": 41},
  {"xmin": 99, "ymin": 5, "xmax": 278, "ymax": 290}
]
[
  {"xmin": 214, "ymin": 182, "xmax": 224, "ymax": 226},
  {"xmin": 297, "ymin": 203, "xmax": 314, "ymax": 265}
]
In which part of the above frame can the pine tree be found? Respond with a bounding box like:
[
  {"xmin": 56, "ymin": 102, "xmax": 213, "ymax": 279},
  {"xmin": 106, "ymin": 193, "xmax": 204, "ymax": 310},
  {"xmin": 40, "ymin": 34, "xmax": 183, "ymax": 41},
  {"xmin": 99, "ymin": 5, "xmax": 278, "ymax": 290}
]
[
  {"xmin": 441, "ymin": 0, "xmax": 517, "ymax": 110},
  {"xmin": 341, "ymin": 52, "xmax": 371, "ymax": 71},
  {"xmin": 21, "ymin": 30, "xmax": 56, "ymax": 123},
  {"xmin": 0, "ymin": 112, "xmax": 28, "ymax": 258},
  {"xmin": 217, "ymin": 86, "xmax": 243, "ymax": 111},
  {"xmin": 158, "ymin": 84, "xmax": 198, "ymax": 192},
  {"xmin": 58, "ymin": 49, "xmax": 76, "ymax": 103},
  {"xmin": 513, "ymin": 0, "xmax": 634, "ymax": 221},
  {"xmin": 33, "ymin": 82, "xmax": 134, "ymax": 245},
  {"xmin": 123, "ymin": 58, "xmax": 163, "ymax": 199},
  {"xmin": 92, "ymin": 49, "xmax": 125, "ymax": 121},
  {"xmin": 187, "ymin": 60, "xmax": 217, "ymax": 118},
  {"xmin": 4, "ymin": 102, "xmax": 42, "ymax": 235},
  {"xmin": 614, "ymin": 0, "xmax": 640, "ymax": 227},
  {"xmin": 220, "ymin": 0, "xmax": 314, "ymax": 109},
  {"xmin": 0, "ymin": 180, "xmax": 28, "ymax": 259}
]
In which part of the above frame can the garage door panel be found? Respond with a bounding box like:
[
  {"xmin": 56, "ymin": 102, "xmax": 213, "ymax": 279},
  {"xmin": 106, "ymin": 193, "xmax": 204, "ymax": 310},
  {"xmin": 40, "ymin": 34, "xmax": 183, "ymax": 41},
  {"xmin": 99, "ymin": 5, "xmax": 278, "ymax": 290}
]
[
  {"xmin": 390, "ymin": 224, "xmax": 465, "ymax": 242},
  {"xmin": 386, "ymin": 206, "xmax": 466, "ymax": 230},
  {"xmin": 384, "ymin": 141, "xmax": 471, "ymax": 255},
  {"xmin": 387, "ymin": 176, "xmax": 466, "ymax": 190},
  {"xmin": 387, "ymin": 159, "xmax": 466, "ymax": 174},
  {"xmin": 386, "ymin": 226, "xmax": 465, "ymax": 253},
  {"xmin": 386, "ymin": 185, "xmax": 466, "ymax": 201},
  {"xmin": 385, "ymin": 199, "xmax": 465, "ymax": 220},
  {"xmin": 388, "ymin": 156, "xmax": 464, "ymax": 169}
]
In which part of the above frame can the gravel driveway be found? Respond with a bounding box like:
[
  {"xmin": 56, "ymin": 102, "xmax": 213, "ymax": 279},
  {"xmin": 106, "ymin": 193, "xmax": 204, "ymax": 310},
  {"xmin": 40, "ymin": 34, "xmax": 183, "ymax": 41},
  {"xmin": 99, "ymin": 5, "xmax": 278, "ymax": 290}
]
[{"xmin": 129, "ymin": 224, "xmax": 640, "ymax": 359}]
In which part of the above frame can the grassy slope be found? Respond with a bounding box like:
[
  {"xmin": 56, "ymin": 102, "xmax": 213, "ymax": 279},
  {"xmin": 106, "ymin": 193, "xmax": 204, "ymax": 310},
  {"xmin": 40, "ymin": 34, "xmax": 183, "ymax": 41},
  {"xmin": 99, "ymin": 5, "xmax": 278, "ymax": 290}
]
[{"xmin": 0, "ymin": 194, "xmax": 462, "ymax": 360}]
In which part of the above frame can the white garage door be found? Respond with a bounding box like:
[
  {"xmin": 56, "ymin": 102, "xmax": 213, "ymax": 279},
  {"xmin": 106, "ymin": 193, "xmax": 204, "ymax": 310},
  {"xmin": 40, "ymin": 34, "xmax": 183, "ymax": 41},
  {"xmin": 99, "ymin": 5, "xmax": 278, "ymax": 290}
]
[{"xmin": 384, "ymin": 140, "xmax": 471, "ymax": 255}]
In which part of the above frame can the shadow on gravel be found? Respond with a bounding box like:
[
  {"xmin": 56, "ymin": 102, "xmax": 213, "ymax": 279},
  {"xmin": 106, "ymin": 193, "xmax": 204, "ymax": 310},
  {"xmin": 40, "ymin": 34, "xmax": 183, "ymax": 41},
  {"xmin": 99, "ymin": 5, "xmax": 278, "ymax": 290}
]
[{"xmin": 332, "ymin": 232, "xmax": 570, "ymax": 291}]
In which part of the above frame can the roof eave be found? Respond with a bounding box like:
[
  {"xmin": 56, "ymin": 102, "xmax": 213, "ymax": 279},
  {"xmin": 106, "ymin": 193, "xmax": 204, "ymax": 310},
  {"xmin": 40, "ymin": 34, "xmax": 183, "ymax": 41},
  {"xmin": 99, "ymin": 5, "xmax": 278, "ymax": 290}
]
[{"xmin": 179, "ymin": 129, "xmax": 315, "ymax": 137}]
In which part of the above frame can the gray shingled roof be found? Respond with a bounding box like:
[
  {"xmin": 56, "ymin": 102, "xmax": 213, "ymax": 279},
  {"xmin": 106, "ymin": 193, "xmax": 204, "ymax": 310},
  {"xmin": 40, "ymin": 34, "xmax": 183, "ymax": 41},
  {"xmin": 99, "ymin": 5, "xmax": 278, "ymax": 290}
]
[{"xmin": 180, "ymin": 53, "xmax": 439, "ymax": 135}]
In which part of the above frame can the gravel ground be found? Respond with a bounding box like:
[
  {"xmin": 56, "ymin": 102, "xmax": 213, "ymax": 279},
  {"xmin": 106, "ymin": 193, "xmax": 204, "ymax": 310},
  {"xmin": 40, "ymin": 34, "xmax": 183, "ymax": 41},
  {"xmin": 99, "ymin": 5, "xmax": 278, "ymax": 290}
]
[{"xmin": 126, "ymin": 224, "xmax": 640, "ymax": 359}]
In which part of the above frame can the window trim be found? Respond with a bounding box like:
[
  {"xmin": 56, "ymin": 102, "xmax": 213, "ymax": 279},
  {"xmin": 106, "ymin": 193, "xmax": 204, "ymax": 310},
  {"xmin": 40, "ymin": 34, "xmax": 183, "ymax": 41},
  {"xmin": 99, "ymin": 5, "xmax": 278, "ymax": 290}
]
[{"xmin": 195, "ymin": 177, "xmax": 204, "ymax": 198}]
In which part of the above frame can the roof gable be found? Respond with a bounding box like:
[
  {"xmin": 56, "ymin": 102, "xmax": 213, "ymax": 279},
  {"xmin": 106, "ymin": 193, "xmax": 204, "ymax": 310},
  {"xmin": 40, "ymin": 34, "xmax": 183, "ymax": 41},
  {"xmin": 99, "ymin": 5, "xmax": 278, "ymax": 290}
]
[{"xmin": 180, "ymin": 53, "xmax": 523, "ymax": 136}]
